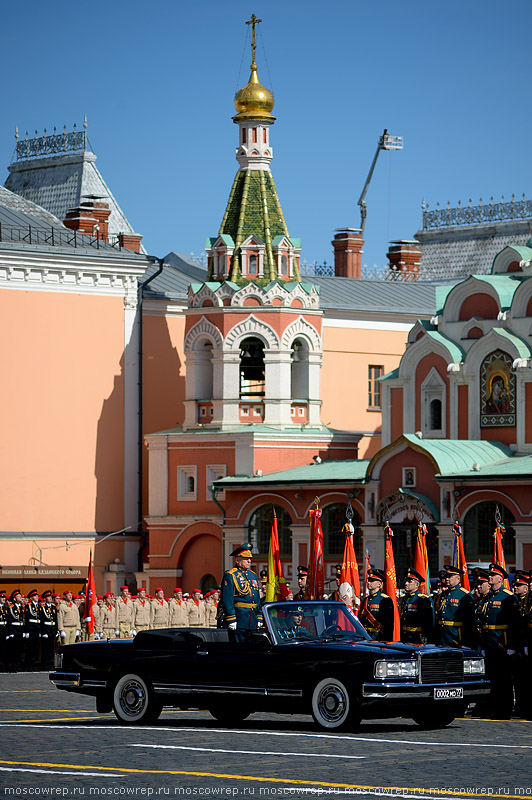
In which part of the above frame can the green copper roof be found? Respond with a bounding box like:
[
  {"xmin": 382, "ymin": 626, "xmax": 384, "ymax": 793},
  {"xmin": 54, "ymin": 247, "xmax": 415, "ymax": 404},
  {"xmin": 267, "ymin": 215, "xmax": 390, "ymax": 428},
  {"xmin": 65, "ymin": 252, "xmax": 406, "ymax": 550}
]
[
  {"xmin": 216, "ymin": 459, "xmax": 371, "ymax": 487},
  {"xmin": 213, "ymin": 169, "xmax": 301, "ymax": 282},
  {"xmin": 491, "ymin": 327, "xmax": 532, "ymax": 359},
  {"xmin": 446, "ymin": 453, "xmax": 532, "ymax": 479},
  {"xmin": 424, "ymin": 330, "xmax": 465, "ymax": 363}
]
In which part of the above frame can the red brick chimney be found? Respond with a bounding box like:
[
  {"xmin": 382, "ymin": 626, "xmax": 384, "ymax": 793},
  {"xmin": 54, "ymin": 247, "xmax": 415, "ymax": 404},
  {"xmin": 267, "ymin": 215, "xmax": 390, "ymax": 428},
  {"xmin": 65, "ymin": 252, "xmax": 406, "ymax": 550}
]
[
  {"xmin": 118, "ymin": 232, "xmax": 143, "ymax": 253},
  {"xmin": 332, "ymin": 228, "xmax": 364, "ymax": 278},
  {"xmin": 63, "ymin": 199, "xmax": 111, "ymax": 242},
  {"xmin": 387, "ymin": 240, "xmax": 422, "ymax": 280}
]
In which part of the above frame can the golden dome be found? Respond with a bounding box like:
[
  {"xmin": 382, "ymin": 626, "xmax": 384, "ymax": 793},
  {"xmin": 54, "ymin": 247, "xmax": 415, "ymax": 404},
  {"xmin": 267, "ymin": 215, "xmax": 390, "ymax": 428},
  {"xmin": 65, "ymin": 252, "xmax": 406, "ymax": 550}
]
[{"xmin": 233, "ymin": 64, "xmax": 275, "ymax": 122}]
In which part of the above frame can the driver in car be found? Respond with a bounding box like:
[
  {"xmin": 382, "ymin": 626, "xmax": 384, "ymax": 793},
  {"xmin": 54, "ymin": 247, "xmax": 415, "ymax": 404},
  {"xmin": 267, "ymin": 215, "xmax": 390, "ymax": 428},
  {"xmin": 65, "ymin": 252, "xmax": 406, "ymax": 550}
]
[{"xmin": 284, "ymin": 606, "xmax": 312, "ymax": 638}]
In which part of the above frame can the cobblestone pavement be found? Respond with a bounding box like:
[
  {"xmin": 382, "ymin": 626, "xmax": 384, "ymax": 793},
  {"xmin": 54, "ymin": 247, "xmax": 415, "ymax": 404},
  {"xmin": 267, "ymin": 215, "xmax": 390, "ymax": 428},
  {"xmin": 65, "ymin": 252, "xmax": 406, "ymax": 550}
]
[{"xmin": 0, "ymin": 673, "xmax": 531, "ymax": 800}]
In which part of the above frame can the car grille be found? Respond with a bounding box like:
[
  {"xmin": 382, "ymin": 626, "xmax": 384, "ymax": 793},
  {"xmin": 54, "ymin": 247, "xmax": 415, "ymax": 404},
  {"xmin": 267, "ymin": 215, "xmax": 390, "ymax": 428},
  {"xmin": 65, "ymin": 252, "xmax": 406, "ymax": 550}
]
[{"xmin": 420, "ymin": 651, "xmax": 464, "ymax": 684}]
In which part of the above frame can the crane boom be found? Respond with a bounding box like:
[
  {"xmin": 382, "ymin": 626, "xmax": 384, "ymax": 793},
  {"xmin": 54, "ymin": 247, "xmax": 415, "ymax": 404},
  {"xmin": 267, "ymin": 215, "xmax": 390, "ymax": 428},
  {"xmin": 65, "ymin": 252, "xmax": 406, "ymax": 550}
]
[{"xmin": 357, "ymin": 129, "xmax": 404, "ymax": 234}]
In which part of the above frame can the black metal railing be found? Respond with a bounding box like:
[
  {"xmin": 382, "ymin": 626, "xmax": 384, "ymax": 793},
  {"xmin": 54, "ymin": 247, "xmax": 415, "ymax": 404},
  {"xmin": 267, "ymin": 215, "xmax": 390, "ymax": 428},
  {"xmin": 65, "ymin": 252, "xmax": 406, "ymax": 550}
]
[
  {"xmin": 422, "ymin": 195, "xmax": 532, "ymax": 230},
  {"xmin": 0, "ymin": 223, "xmax": 122, "ymax": 252}
]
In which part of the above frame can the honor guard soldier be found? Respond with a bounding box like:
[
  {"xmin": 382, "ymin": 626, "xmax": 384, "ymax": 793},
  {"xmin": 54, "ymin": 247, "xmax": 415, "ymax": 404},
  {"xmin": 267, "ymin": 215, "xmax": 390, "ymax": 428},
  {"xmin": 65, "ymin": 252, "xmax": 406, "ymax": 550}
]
[
  {"xmin": 187, "ymin": 589, "xmax": 206, "ymax": 627},
  {"xmin": 359, "ymin": 568, "xmax": 395, "ymax": 641},
  {"xmin": 220, "ymin": 544, "xmax": 263, "ymax": 642},
  {"xmin": 329, "ymin": 565, "xmax": 342, "ymax": 601},
  {"xmin": 520, "ymin": 572, "xmax": 532, "ymax": 719},
  {"xmin": 101, "ymin": 592, "xmax": 117, "ymax": 639},
  {"xmin": 478, "ymin": 563, "xmax": 520, "ymax": 719},
  {"xmin": 168, "ymin": 588, "xmax": 188, "ymax": 628},
  {"xmin": 204, "ymin": 590, "xmax": 219, "ymax": 628},
  {"xmin": 133, "ymin": 588, "xmax": 152, "ymax": 633},
  {"xmin": 92, "ymin": 596, "xmax": 104, "ymax": 639},
  {"xmin": 39, "ymin": 590, "xmax": 58, "ymax": 669},
  {"xmin": 7, "ymin": 590, "xmax": 25, "ymax": 672},
  {"xmin": 512, "ymin": 571, "xmax": 530, "ymax": 716},
  {"xmin": 150, "ymin": 588, "xmax": 170, "ymax": 629},
  {"xmin": 24, "ymin": 589, "xmax": 42, "ymax": 670},
  {"xmin": 435, "ymin": 565, "xmax": 476, "ymax": 648},
  {"xmin": 114, "ymin": 585, "xmax": 135, "ymax": 638},
  {"xmin": 400, "ymin": 568, "xmax": 434, "ymax": 645},
  {"xmin": 58, "ymin": 590, "xmax": 81, "ymax": 645},
  {"xmin": 0, "ymin": 591, "xmax": 9, "ymax": 671},
  {"xmin": 294, "ymin": 567, "xmax": 309, "ymax": 602}
]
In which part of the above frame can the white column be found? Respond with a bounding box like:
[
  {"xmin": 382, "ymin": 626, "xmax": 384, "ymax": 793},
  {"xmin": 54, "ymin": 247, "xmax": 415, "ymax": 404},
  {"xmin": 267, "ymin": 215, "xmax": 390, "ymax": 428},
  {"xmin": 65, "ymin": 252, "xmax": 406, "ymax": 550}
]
[
  {"xmin": 263, "ymin": 349, "xmax": 293, "ymax": 427},
  {"xmin": 123, "ymin": 287, "xmax": 140, "ymax": 530},
  {"xmin": 147, "ymin": 436, "xmax": 168, "ymax": 517}
]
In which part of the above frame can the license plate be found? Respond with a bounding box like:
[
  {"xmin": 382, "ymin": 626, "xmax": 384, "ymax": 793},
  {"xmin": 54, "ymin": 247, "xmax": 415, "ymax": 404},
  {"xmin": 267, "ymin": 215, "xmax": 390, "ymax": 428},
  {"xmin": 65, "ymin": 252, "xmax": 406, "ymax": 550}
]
[{"xmin": 433, "ymin": 687, "xmax": 463, "ymax": 700}]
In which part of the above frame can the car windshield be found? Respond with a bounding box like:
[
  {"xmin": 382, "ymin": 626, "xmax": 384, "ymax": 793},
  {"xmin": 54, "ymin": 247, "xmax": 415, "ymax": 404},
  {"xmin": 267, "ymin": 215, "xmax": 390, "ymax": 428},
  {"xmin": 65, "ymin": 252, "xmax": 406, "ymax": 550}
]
[{"xmin": 264, "ymin": 601, "xmax": 370, "ymax": 643}]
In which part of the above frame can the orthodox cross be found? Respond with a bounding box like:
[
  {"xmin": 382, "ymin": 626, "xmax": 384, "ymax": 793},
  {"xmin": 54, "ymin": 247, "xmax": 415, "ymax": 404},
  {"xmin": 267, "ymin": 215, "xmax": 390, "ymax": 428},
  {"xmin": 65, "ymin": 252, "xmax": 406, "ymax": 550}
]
[{"xmin": 246, "ymin": 14, "xmax": 262, "ymax": 65}]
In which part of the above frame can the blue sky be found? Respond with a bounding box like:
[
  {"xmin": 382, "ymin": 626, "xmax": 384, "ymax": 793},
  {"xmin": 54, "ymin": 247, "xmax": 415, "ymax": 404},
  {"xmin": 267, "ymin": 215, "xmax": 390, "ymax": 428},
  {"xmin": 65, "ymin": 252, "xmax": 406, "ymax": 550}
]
[{"xmin": 2, "ymin": 0, "xmax": 531, "ymax": 269}]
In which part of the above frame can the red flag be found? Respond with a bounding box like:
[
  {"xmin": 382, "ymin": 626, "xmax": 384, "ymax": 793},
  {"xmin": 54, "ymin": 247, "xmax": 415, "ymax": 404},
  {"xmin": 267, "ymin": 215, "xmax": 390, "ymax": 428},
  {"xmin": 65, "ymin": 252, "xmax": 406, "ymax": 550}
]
[
  {"xmin": 84, "ymin": 552, "xmax": 97, "ymax": 636},
  {"xmin": 384, "ymin": 524, "xmax": 401, "ymax": 642},
  {"xmin": 362, "ymin": 550, "xmax": 370, "ymax": 600},
  {"xmin": 413, "ymin": 523, "xmax": 430, "ymax": 594},
  {"xmin": 452, "ymin": 522, "xmax": 470, "ymax": 591},
  {"xmin": 308, "ymin": 506, "xmax": 325, "ymax": 600},
  {"xmin": 266, "ymin": 511, "xmax": 289, "ymax": 602},
  {"xmin": 493, "ymin": 523, "xmax": 508, "ymax": 589},
  {"xmin": 340, "ymin": 522, "xmax": 360, "ymax": 612}
]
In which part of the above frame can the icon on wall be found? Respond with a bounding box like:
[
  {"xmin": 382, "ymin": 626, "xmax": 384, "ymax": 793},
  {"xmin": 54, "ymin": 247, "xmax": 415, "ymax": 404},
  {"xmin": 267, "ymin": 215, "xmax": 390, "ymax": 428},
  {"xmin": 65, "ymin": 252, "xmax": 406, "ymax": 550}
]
[
  {"xmin": 402, "ymin": 467, "xmax": 416, "ymax": 488},
  {"xmin": 481, "ymin": 351, "xmax": 515, "ymax": 427}
]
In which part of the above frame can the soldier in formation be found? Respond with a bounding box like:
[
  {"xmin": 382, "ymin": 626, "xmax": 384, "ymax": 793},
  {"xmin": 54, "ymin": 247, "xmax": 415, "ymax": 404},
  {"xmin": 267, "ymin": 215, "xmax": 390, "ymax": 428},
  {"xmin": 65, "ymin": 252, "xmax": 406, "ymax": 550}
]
[
  {"xmin": 435, "ymin": 564, "xmax": 476, "ymax": 648},
  {"xmin": 400, "ymin": 568, "xmax": 434, "ymax": 645},
  {"xmin": 358, "ymin": 568, "xmax": 395, "ymax": 641}
]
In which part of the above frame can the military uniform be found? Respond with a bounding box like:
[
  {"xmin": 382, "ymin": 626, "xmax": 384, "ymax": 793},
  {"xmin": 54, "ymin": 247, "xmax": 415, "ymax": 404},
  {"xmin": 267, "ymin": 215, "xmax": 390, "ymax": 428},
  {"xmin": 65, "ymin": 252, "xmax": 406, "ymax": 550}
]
[
  {"xmin": 150, "ymin": 590, "xmax": 170, "ymax": 629},
  {"xmin": 512, "ymin": 571, "xmax": 531, "ymax": 717},
  {"xmin": 328, "ymin": 564, "xmax": 342, "ymax": 601},
  {"xmin": 293, "ymin": 566, "xmax": 310, "ymax": 603},
  {"xmin": 187, "ymin": 592, "xmax": 206, "ymax": 627},
  {"xmin": 400, "ymin": 568, "xmax": 434, "ymax": 645},
  {"xmin": 220, "ymin": 544, "xmax": 262, "ymax": 641},
  {"xmin": 114, "ymin": 589, "xmax": 134, "ymax": 638},
  {"xmin": 58, "ymin": 595, "xmax": 80, "ymax": 645},
  {"xmin": 101, "ymin": 595, "xmax": 118, "ymax": 639},
  {"xmin": 7, "ymin": 592, "xmax": 25, "ymax": 671},
  {"xmin": 359, "ymin": 570, "xmax": 395, "ymax": 641},
  {"xmin": 435, "ymin": 565, "xmax": 476, "ymax": 648},
  {"xmin": 39, "ymin": 592, "xmax": 58, "ymax": 670},
  {"xmin": 204, "ymin": 592, "xmax": 219, "ymax": 628},
  {"xmin": 0, "ymin": 593, "xmax": 10, "ymax": 671},
  {"xmin": 24, "ymin": 590, "xmax": 42, "ymax": 670},
  {"xmin": 133, "ymin": 594, "xmax": 151, "ymax": 632},
  {"xmin": 478, "ymin": 563, "xmax": 521, "ymax": 719},
  {"xmin": 93, "ymin": 599, "xmax": 104, "ymax": 639},
  {"xmin": 521, "ymin": 575, "xmax": 532, "ymax": 719}
]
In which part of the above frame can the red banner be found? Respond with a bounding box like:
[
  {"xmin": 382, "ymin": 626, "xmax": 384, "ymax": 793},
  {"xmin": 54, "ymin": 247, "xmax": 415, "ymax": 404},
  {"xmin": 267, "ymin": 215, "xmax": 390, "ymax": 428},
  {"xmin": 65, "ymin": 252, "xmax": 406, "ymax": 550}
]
[
  {"xmin": 308, "ymin": 507, "xmax": 325, "ymax": 600},
  {"xmin": 452, "ymin": 522, "xmax": 470, "ymax": 591},
  {"xmin": 493, "ymin": 524, "xmax": 508, "ymax": 588},
  {"xmin": 84, "ymin": 552, "xmax": 97, "ymax": 635},
  {"xmin": 340, "ymin": 522, "xmax": 360, "ymax": 612},
  {"xmin": 413, "ymin": 523, "xmax": 430, "ymax": 594},
  {"xmin": 266, "ymin": 511, "xmax": 289, "ymax": 602},
  {"xmin": 384, "ymin": 524, "xmax": 401, "ymax": 642}
]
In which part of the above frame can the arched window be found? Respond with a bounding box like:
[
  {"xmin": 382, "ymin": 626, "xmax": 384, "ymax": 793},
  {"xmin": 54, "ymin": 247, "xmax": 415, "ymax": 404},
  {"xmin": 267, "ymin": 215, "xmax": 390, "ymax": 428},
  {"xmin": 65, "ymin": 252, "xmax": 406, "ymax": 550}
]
[
  {"xmin": 280, "ymin": 254, "xmax": 288, "ymax": 276},
  {"xmin": 187, "ymin": 475, "xmax": 195, "ymax": 494},
  {"xmin": 430, "ymin": 398, "xmax": 442, "ymax": 430},
  {"xmin": 291, "ymin": 338, "xmax": 309, "ymax": 400},
  {"xmin": 195, "ymin": 339, "xmax": 213, "ymax": 400},
  {"xmin": 240, "ymin": 337, "xmax": 265, "ymax": 399},
  {"xmin": 200, "ymin": 573, "xmax": 218, "ymax": 593},
  {"xmin": 249, "ymin": 504, "xmax": 292, "ymax": 556},
  {"xmin": 463, "ymin": 501, "xmax": 516, "ymax": 563},
  {"xmin": 249, "ymin": 254, "xmax": 258, "ymax": 275},
  {"xmin": 322, "ymin": 503, "xmax": 362, "ymax": 561}
]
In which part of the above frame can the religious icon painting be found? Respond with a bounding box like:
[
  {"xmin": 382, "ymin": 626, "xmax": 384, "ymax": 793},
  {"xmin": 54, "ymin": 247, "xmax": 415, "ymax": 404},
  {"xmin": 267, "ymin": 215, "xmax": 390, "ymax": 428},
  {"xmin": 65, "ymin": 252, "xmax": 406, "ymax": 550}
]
[
  {"xmin": 402, "ymin": 467, "xmax": 416, "ymax": 487},
  {"xmin": 480, "ymin": 350, "xmax": 515, "ymax": 427}
]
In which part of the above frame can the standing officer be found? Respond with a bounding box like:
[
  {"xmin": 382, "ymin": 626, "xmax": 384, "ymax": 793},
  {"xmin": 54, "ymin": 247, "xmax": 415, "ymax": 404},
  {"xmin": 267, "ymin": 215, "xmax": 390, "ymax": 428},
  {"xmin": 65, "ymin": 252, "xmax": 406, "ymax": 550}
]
[
  {"xmin": 187, "ymin": 589, "xmax": 206, "ymax": 627},
  {"xmin": 114, "ymin": 585, "xmax": 135, "ymax": 638},
  {"xmin": 150, "ymin": 588, "xmax": 169, "ymax": 629},
  {"xmin": 0, "ymin": 590, "xmax": 10, "ymax": 671},
  {"xmin": 359, "ymin": 568, "xmax": 395, "ymax": 641},
  {"xmin": 400, "ymin": 567, "xmax": 434, "ymax": 645},
  {"xmin": 7, "ymin": 590, "xmax": 25, "ymax": 671},
  {"xmin": 58, "ymin": 590, "xmax": 80, "ymax": 645},
  {"xmin": 293, "ymin": 567, "xmax": 309, "ymax": 602},
  {"xmin": 512, "ymin": 570, "xmax": 530, "ymax": 716},
  {"xmin": 204, "ymin": 590, "xmax": 219, "ymax": 628},
  {"xmin": 168, "ymin": 588, "xmax": 188, "ymax": 628},
  {"xmin": 478, "ymin": 563, "xmax": 520, "ymax": 719},
  {"xmin": 101, "ymin": 592, "xmax": 117, "ymax": 639},
  {"xmin": 133, "ymin": 588, "xmax": 151, "ymax": 633},
  {"xmin": 39, "ymin": 590, "xmax": 58, "ymax": 670},
  {"xmin": 329, "ymin": 565, "xmax": 342, "ymax": 601},
  {"xmin": 220, "ymin": 544, "xmax": 262, "ymax": 642},
  {"xmin": 435, "ymin": 565, "xmax": 476, "ymax": 648},
  {"xmin": 24, "ymin": 589, "xmax": 42, "ymax": 670}
]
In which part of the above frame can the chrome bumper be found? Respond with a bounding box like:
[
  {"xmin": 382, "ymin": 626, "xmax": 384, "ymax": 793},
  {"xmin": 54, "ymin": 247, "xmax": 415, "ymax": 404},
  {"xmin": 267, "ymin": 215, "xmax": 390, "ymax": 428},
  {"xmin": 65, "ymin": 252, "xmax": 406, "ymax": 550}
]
[
  {"xmin": 362, "ymin": 680, "xmax": 490, "ymax": 701},
  {"xmin": 49, "ymin": 671, "xmax": 81, "ymax": 687}
]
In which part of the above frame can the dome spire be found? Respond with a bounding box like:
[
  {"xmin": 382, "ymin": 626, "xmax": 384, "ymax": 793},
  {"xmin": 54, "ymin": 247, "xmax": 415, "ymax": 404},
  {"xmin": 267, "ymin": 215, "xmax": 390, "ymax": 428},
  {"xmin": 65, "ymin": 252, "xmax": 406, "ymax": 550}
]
[{"xmin": 233, "ymin": 14, "xmax": 275, "ymax": 122}]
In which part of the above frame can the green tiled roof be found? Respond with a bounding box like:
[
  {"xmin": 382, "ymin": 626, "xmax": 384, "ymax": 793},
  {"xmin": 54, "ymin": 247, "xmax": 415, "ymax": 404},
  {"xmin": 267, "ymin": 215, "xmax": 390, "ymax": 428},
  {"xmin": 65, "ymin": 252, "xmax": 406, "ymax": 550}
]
[
  {"xmin": 447, "ymin": 453, "xmax": 532, "ymax": 479},
  {"xmin": 216, "ymin": 459, "xmax": 371, "ymax": 487}
]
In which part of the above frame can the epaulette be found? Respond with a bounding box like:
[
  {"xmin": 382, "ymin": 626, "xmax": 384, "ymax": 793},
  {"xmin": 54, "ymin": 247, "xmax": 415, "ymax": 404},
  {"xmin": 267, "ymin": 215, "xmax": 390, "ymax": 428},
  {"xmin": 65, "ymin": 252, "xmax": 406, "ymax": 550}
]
[
  {"xmin": 381, "ymin": 593, "xmax": 390, "ymax": 599},
  {"xmin": 458, "ymin": 587, "xmax": 469, "ymax": 594},
  {"xmin": 419, "ymin": 593, "xmax": 429, "ymax": 598},
  {"xmin": 227, "ymin": 567, "xmax": 238, "ymax": 575},
  {"xmin": 503, "ymin": 589, "xmax": 514, "ymax": 596}
]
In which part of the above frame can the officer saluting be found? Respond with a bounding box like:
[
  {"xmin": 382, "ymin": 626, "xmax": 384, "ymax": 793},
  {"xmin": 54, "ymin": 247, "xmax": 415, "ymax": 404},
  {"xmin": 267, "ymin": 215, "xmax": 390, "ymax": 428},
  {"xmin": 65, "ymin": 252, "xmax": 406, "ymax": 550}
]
[
  {"xmin": 220, "ymin": 544, "xmax": 262, "ymax": 642},
  {"xmin": 435, "ymin": 565, "xmax": 476, "ymax": 649}
]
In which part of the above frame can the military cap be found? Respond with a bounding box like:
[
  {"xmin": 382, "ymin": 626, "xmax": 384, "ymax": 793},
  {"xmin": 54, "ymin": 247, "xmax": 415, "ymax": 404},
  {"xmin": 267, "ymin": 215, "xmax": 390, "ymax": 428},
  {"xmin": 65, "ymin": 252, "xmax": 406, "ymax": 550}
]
[
  {"xmin": 472, "ymin": 568, "xmax": 489, "ymax": 582},
  {"xmin": 334, "ymin": 564, "xmax": 342, "ymax": 577},
  {"xmin": 367, "ymin": 568, "xmax": 386, "ymax": 582},
  {"xmin": 259, "ymin": 569, "xmax": 268, "ymax": 580},
  {"xmin": 192, "ymin": 588, "xmax": 201, "ymax": 594},
  {"xmin": 41, "ymin": 590, "xmax": 52, "ymax": 599},
  {"xmin": 63, "ymin": 590, "xmax": 72, "ymax": 596},
  {"xmin": 96, "ymin": 595, "xmax": 103, "ymax": 600},
  {"xmin": 287, "ymin": 606, "xmax": 305, "ymax": 616},
  {"xmin": 513, "ymin": 570, "xmax": 529, "ymax": 587},
  {"xmin": 103, "ymin": 591, "xmax": 114, "ymax": 599},
  {"xmin": 9, "ymin": 590, "xmax": 21, "ymax": 602},
  {"xmin": 297, "ymin": 566, "xmax": 309, "ymax": 577},
  {"xmin": 230, "ymin": 543, "xmax": 253, "ymax": 558},
  {"xmin": 443, "ymin": 564, "xmax": 463, "ymax": 576},
  {"xmin": 174, "ymin": 587, "xmax": 183, "ymax": 593},
  {"xmin": 28, "ymin": 589, "xmax": 39, "ymax": 598},
  {"xmin": 489, "ymin": 563, "xmax": 509, "ymax": 579},
  {"xmin": 405, "ymin": 567, "xmax": 424, "ymax": 583},
  {"xmin": 154, "ymin": 587, "xmax": 164, "ymax": 593},
  {"xmin": 0, "ymin": 590, "xmax": 6, "ymax": 597},
  {"xmin": 120, "ymin": 585, "xmax": 129, "ymax": 591},
  {"xmin": 52, "ymin": 593, "xmax": 60, "ymax": 598}
]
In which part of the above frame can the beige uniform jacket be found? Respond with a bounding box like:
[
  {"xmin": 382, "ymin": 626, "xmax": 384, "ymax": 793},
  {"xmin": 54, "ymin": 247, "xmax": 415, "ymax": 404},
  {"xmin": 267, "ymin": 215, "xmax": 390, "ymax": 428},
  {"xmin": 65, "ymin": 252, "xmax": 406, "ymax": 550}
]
[
  {"xmin": 58, "ymin": 601, "xmax": 80, "ymax": 632},
  {"xmin": 114, "ymin": 597, "xmax": 134, "ymax": 627},
  {"xmin": 93, "ymin": 604, "xmax": 103, "ymax": 634},
  {"xmin": 101, "ymin": 604, "xmax": 116, "ymax": 632},
  {"xmin": 205, "ymin": 599, "xmax": 218, "ymax": 628},
  {"xmin": 150, "ymin": 599, "xmax": 169, "ymax": 628},
  {"xmin": 133, "ymin": 599, "xmax": 151, "ymax": 628},
  {"xmin": 168, "ymin": 599, "xmax": 188, "ymax": 627},
  {"xmin": 187, "ymin": 599, "xmax": 205, "ymax": 627}
]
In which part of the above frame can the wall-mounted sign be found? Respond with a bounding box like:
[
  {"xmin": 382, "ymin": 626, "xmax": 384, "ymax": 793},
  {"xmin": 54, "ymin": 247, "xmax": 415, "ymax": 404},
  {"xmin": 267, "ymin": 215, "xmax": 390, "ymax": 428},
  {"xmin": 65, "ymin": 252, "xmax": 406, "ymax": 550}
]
[{"xmin": 0, "ymin": 566, "xmax": 88, "ymax": 580}]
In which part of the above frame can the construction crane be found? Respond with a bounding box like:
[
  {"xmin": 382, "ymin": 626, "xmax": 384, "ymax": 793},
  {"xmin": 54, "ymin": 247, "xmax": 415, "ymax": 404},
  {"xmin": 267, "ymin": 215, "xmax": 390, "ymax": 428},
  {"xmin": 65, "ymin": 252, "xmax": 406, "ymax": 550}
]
[{"xmin": 358, "ymin": 129, "xmax": 404, "ymax": 235}]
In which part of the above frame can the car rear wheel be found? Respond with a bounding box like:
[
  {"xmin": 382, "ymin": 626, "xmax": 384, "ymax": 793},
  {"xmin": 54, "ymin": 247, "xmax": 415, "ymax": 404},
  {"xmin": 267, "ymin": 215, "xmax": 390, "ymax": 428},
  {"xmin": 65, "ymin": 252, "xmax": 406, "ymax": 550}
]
[
  {"xmin": 113, "ymin": 673, "xmax": 162, "ymax": 725},
  {"xmin": 411, "ymin": 702, "xmax": 464, "ymax": 729},
  {"xmin": 311, "ymin": 677, "xmax": 360, "ymax": 731},
  {"xmin": 208, "ymin": 702, "xmax": 251, "ymax": 724}
]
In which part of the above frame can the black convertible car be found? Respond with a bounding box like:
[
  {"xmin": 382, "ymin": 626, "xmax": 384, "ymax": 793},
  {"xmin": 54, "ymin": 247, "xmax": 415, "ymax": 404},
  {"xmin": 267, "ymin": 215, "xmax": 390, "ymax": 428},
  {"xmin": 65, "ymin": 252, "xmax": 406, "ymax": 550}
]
[{"xmin": 50, "ymin": 601, "xmax": 489, "ymax": 730}]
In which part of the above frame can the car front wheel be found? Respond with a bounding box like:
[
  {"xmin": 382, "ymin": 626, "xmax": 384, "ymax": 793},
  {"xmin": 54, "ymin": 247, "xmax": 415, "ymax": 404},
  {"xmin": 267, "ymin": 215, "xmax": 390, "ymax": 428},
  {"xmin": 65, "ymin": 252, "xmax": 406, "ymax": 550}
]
[
  {"xmin": 113, "ymin": 673, "xmax": 162, "ymax": 725},
  {"xmin": 311, "ymin": 677, "xmax": 360, "ymax": 730}
]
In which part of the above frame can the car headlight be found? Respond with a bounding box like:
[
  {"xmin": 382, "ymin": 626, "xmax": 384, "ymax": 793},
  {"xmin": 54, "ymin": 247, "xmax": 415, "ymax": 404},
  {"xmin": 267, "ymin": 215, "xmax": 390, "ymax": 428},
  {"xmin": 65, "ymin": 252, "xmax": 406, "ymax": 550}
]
[
  {"xmin": 464, "ymin": 658, "xmax": 485, "ymax": 675},
  {"xmin": 374, "ymin": 660, "xmax": 418, "ymax": 678},
  {"xmin": 54, "ymin": 652, "xmax": 63, "ymax": 669}
]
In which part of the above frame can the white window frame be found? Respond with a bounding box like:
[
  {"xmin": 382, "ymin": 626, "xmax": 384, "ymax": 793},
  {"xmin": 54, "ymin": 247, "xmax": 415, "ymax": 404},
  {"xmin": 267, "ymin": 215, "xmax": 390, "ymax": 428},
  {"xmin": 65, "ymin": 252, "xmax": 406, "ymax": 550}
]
[
  {"xmin": 207, "ymin": 464, "xmax": 227, "ymax": 501},
  {"xmin": 421, "ymin": 367, "xmax": 446, "ymax": 438},
  {"xmin": 178, "ymin": 465, "xmax": 197, "ymax": 501}
]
